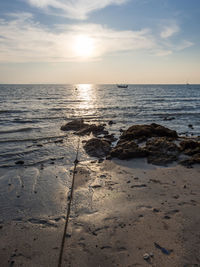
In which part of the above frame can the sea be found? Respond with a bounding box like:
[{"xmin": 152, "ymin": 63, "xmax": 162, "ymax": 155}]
[{"xmin": 0, "ymin": 84, "xmax": 200, "ymax": 169}]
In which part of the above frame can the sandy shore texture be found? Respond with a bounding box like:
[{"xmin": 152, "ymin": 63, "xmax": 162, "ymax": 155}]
[{"xmin": 0, "ymin": 159, "xmax": 200, "ymax": 267}]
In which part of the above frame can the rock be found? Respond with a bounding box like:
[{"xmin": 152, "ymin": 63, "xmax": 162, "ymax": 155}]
[
  {"xmin": 83, "ymin": 138, "xmax": 111, "ymax": 158},
  {"xmin": 61, "ymin": 119, "xmax": 86, "ymax": 131},
  {"xmin": 15, "ymin": 160, "xmax": 24, "ymax": 165},
  {"xmin": 61, "ymin": 119, "xmax": 107, "ymax": 136},
  {"xmin": 146, "ymin": 137, "xmax": 180, "ymax": 165},
  {"xmin": 143, "ymin": 253, "xmax": 150, "ymax": 260},
  {"xmin": 76, "ymin": 124, "xmax": 107, "ymax": 136},
  {"xmin": 103, "ymin": 134, "xmax": 117, "ymax": 143},
  {"xmin": 179, "ymin": 153, "xmax": 200, "ymax": 166},
  {"xmin": 120, "ymin": 123, "xmax": 178, "ymax": 141},
  {"xmin": 110, "ymin": 140, "xmax": 148, "ymax": 159},
  {"xmin": 179, "ymin": 140, "xmax": 200, "ymax": 155}
]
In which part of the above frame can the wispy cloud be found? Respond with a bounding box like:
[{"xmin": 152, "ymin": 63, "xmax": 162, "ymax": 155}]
[
  {"xmin": 175, "ymin": 40, "xmax": 193, "ymax": 51},
  {"xmin": 26, "ymin": 0, "xmax": 128, "ymax": 19},
  {"xmin": 155, "ymin": 49, "xmax": 172, "ymax": 56},
  {"xmin": 160, "ymin": 23, "xmax": 179, "ymax": 38},
  {"xmin": 0, "ymin": 13, "xmax": 193, "ymax": 63}
]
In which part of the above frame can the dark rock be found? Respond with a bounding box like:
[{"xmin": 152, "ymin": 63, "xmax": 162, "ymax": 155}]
[
  {"xmin": 76, "ymin": 124, "xmax": 106, "ymax": 136},
  {"xmin": 120, "ymin": 123, "xmax": 178, "ymax": 141},
  {"xmin": 179, "ymin": 153, "xmax": 200, "ymax": 166},
  {"xmin": 146, "ymin": 137, "xmax": 180, "ymax": 165},
  {"xmin": 179, "ymin": 140, "xmax": 200, "ymax": 155},
  {"xmin": 111, "ymin": 140, "xmax": 148, "ymax": 159},
  {"xmin": 103, "ymin": 134, "xmax": 117, "ymax": 143},
  {"xmin": 61, "ymin": 119, "xmax": 85, "ymax": 131},
  {"xmin": 61, "ymin": 119, "xmax": 107, "ymax": 136},
  {"xmin": 15, "ymin": 160, "xmax": 24, "ymax": 165},
  {"xmin": 83, "ymin": 138, "xmax": 111, "ymax": 158}
]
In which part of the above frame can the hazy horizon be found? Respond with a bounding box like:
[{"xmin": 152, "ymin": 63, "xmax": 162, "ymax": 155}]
[{"xmin": 0, "ymin": 83, "xmax": 200, "ymax": 85}]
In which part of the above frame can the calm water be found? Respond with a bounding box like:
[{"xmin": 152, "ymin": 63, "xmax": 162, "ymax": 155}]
[{"xmin": 0, "ymin": 84, "xmax": 200, "ymax": 168}]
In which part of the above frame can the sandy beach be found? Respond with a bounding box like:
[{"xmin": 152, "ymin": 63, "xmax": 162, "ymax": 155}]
[{"xmin": 1, "ymin": 157, "xmax": 200, "ymax": 267}]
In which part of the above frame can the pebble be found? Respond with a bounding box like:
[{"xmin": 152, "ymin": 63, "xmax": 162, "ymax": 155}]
[
  {"xmin": 153, "ymin": 208, "xmax": 160, "ymax": 213},
  {"xmin": 143, "ymin": 253, "xmax": 150, "ymax": 260}
]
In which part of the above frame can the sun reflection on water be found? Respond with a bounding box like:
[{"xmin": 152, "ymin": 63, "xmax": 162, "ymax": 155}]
[{"xmin": 74, "ymin": 84, "xmax": 98, "ymax": 117}]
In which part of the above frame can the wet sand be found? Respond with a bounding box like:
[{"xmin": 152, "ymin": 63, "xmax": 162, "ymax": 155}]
[{"xmin": 0, "ymin": 159, "xmax": 200, "ymax": 266}]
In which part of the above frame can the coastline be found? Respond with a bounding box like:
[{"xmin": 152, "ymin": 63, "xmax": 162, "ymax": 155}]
[{"xmin": 1, "ymin": 158, "xmax": 200, "ymax": 266}]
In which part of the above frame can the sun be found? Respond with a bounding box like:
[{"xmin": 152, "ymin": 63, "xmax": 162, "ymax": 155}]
[{"xmin": 74, "ymin": 35, "xmax": 95, "ymax": 58}]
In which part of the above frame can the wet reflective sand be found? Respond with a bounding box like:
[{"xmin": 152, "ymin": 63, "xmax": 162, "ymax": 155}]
[{"xmin": 1, "ymin": 159, "xmax": 200, "ymax": 266}]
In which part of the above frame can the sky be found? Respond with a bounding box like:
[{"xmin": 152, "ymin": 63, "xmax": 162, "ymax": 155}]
[{"xmin": 0, "ymin": 0, "xmax": 199, "ymax": 84}]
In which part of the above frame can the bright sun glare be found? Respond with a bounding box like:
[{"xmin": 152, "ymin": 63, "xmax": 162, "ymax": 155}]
[{"xmin": 74, "ymin": 35, "xmax": 95, "ymax": 58}]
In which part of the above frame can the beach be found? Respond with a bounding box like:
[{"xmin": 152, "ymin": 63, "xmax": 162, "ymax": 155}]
[
  {"xmin": 1, "ymin": 0, "xmax": 200, "ymax": 263},
  {"xmin": 0, "ymin": 84, "xmax": 200, "ymax": 266},
  {"xmin": 0, "ymin": 158, "xmax": 200, "ymax": 266}
]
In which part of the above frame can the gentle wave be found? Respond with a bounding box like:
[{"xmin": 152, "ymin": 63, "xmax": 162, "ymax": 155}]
[
  {"xmin": 0, "ymin": 84, "xmax": 200, "ymax": 167},
  {"xmin": 0, "ymin": 127, "xmax": 37, "ymax": 134},
  {"xmin": 0, "ymin": 134, "xmax": 67, "ymax": 143}
]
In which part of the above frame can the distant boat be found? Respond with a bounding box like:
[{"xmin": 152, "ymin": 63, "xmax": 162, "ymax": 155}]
[
  {"xmin": 186, "ymin": 82, "xmax": 190, "ymax": 89},
  {"xmin": 117, "ymin": 84, "xmax": 128, "ymax": 88}
]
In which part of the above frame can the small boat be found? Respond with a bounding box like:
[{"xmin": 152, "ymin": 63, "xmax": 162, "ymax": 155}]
[{"xmin": 117, "ymin": 84, "xmax": 128, "ymax": 88}]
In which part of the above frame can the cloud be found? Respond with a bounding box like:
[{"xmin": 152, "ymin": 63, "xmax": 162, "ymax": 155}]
[
  {"xmin": 175, "ymin": 40, "xmax": 193, "ymax": 51},
  {"xmin": 26, "ymin": 0, "xmax": 128, "ymax": 19},
  {"xmin": 0, "ymin": 13, "xmax": 155, "ymax": 62},
  {"xmin": 0, "ymin": 14, "xmax": 193, "ymax": 63},
  {"xmin": 160, "ymin": 24, "xmax": 179, "ymax": 38},
  {"xmin": 155, "ymin": 49, "xmax": 172, "ymax": 57}
]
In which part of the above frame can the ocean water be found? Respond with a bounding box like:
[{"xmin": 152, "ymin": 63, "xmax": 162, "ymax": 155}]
[{"xmin": 0, "ymin": 84, "xmax": 200, "ymax": 168}]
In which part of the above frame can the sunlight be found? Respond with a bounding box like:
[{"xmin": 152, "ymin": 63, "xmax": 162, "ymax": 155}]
[
  {"xmin": 76, "ymin": 84, "xmax": 94, "ymax": 101},
  {"xmin": 74, "ymin": 84, "xmax": 97, "ymax": 116},
  {"xmin": 74, "ymin": 35, "xmax": 95, "ymax": 58}
]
